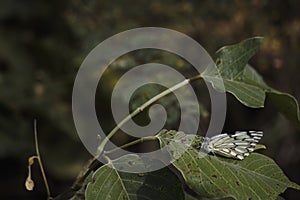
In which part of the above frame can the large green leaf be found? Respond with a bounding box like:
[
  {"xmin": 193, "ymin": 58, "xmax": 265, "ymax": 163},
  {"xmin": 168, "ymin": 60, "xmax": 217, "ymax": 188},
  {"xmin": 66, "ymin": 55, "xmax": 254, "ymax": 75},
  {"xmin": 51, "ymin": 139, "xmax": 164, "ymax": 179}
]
[
  {"xmin": 239, "ymin": 65, "xmax": 300, "ymax": 129},
  {"xmin": 157, "ymin": 130, "xmax": 300, "ymax": 200},
  {"xmin": 202, "ymin": 37, "xmax": 265, "ymax": 107},
  {"xmin": 267, "ymin": 91, "xmax": 300, "ymax": 130},
  {"xmin": 202, "ymin": 37, "xmax": 300, "ymax": 128},
  {"xmin": 240, "ymin": 65, "xmax": 300, "ymax": 129},
  {"xmin": 85, "ymin": 154, "xmax": 184, "ymax": 200},
  {"xmin": 240, "ymin": 64, "xmax": 300, "ymax": 129}
]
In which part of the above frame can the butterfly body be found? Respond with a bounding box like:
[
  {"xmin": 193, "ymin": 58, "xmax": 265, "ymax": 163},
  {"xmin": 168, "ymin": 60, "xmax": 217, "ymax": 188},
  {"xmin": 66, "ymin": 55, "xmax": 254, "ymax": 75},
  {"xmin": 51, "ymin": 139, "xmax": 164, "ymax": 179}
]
[{"xmin": 200, "ymin": 131, "xmax": 263, "ymax": 160}]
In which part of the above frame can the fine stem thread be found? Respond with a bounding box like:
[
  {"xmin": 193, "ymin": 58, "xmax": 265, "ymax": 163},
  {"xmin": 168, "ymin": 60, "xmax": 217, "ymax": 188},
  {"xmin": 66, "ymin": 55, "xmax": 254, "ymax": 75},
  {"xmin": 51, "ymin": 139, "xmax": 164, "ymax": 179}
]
[
  {"xmin": 104, "ymin": 136, "xmax": 158, "ymax": 155},
  {"xmin": 96, "ymin": 74, "xmax": 202, "ymax": 157},
  {"xmin": 58, "ymin": 73, "xmax": 203, "ymax": 199},
  {"xmin": 34, "ymin": 120, "xmax": 52, "ymax": 199}
]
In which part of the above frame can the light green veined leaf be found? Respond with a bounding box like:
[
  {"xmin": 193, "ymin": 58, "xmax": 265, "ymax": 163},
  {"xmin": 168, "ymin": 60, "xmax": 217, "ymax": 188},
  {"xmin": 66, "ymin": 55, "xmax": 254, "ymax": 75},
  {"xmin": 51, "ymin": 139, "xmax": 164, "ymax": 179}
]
[
  {"xmin": 157, "ymin": 130, "xmax": 300, "ymax": 200},
  {"xmin": 85, "ymin": 154, "xmax": 184, "ymax": 200},
  {"xmin": 202, "ymin": 37, "xmax": 300, "ymax": 129},
  {"xmin": 202, "ymin": 37, "xmax": 265, "ymax": 108}
]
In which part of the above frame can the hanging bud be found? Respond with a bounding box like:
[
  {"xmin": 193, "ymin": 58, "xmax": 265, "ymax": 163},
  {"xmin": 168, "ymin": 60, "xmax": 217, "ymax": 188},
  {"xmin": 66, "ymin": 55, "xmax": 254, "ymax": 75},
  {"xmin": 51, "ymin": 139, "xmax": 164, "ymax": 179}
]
[
  {"xmin": 25, "ymin": 156, "xmax": 37, "ymax": 191},
  {"xmin": 25, "ymin": 176, "xmax": 34, "ymax": 191}
]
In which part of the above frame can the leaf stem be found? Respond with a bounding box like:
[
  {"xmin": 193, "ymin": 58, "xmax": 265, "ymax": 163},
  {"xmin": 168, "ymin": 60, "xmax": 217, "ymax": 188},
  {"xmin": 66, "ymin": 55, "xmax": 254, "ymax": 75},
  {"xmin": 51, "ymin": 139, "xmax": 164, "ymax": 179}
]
[
  {"xmin": 57, "ymin": 73, "xmax": 203, "ymax": 199},
  {"xmin": 34, "ymin": 119, "xmax": 52, "ymax": 199},
  {"xmin": 95, "ymin": 74, "xmax": 203, "ymax": 157},
  {"xmin": 104, "ymin": 136, "xmax": 158, "ymax": 155}
]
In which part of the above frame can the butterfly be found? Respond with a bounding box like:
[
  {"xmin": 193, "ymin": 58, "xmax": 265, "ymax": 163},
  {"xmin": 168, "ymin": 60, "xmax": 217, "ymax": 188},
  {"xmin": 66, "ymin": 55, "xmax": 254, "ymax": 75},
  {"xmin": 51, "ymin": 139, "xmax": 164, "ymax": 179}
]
[{"xmin": 198, "ymin": 131, "xmax": 263, "ymax": 160}]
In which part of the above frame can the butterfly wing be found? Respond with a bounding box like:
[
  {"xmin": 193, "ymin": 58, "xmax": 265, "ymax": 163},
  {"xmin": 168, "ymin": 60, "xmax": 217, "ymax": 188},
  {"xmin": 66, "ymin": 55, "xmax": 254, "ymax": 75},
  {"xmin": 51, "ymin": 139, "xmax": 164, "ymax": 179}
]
[{"xmin": 209, "ymin": 131, "xmax": 263, "ymax": 160}]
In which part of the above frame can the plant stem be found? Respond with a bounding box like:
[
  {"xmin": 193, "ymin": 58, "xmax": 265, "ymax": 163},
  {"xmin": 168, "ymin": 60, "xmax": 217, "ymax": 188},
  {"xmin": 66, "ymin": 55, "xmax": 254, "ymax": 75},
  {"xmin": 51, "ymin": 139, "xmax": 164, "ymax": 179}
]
[
  {"xmin": 57, "ymin": 73, "xmax": 203, "ymax": 199},
  {"xmin": 96, "ymin": 74, "xmax": 202, "ymax": 157},
  {"xmin": 104, "ymin": 136, "xmax": 158, "ymax": 155},
  {"xmin": 34, "ymin": 119, "xmax": 52, "ymax": 199}
]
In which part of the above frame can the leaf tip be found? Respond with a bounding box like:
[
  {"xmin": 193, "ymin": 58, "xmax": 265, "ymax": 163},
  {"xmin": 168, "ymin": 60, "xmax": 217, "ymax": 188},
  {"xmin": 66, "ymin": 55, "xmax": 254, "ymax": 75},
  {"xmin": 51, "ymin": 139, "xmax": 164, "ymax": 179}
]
[{"xmin": 255, "ymin": 144, "xmax": 267, "ymax": 150}]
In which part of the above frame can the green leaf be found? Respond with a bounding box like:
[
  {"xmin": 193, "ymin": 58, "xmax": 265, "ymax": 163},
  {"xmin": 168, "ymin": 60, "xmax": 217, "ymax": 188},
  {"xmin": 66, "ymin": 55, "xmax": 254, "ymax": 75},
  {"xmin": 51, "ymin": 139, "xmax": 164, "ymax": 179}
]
[
  {"xmin": 184, "ymin": 192, "xmax": 201, "ymax": 200},
  {"xmin": 85, "ymin": 154, "xmax": 184, "ymax": 200},
  {"xmin": 70, "ymin": 172, "xmax": 93, "ymax": 200},
  {"xmin": 240, "ymin": 65, "xmax": 300, "ymax": 129},
  {"xmin": 242, "ymin": 64, "xmax": 300, "ymax": 129},
  {"xmin": 267, "ymin": 91, "xmax": 300, "ymax": 130},
  {"xmin": 202, "ymin": 37, "xmax": 265, "ymax": 108},
  {"xmin": 214, "ymin": 37, "xmax": 264, "ymax": 80},
  {"xmin": 238, "ymin": 64, "xmax": 300, "ymax": 129},
  {"xmin": 202, "ymin": 37, "xmax": 300, "ymax": 128},
  {"xmin": 276, "ymin": 196, "xmax": 286, "ymax": 200},
  {"xmin": 157, "ymin": 130, "xmax": 300, "ymax": 200}
]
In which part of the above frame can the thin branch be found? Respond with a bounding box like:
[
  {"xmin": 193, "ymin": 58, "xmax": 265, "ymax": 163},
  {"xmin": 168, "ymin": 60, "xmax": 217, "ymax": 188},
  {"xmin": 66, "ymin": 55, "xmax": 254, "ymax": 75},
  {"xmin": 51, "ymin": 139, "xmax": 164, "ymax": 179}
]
[
  {"xmin": 56, "ymin": 73, "xmax": 203, "ymax": 199},
  {"xmin": 104, "ymin": 136, "xmax": 158, "ymax": 155},
  {"xmin": 96, "ymin": 74, "xmax": 203, "ymax": 157},
  {"xmin": 34, "ymin": 119, "xmax": 52, "ymax": 199}
]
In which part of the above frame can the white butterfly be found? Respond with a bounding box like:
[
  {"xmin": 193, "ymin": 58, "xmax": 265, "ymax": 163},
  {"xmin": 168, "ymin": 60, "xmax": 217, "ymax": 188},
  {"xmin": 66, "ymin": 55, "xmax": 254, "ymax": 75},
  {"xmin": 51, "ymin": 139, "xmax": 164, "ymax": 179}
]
[{"xmin": 199, "ymin": 131, "xmax": 263, "ymax": 160}]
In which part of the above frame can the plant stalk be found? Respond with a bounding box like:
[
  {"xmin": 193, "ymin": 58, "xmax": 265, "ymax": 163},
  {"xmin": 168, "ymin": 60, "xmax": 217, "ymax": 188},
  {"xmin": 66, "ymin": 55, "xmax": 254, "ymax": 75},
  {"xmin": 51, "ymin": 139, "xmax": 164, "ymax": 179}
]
[
  {"xmin": 56, "ymin": 73, "xmax": 203, "ymax": 199},
  {"xmin": 96, "ymin": 74, "xmax": 202, "ymax": 157},
  {"xmin": 34, "ymin": 119, "xmax": 52, "ymax": 199},
  {"xmin": 104, "ymin": 136, "xmax": 158, "ymax": 155}
]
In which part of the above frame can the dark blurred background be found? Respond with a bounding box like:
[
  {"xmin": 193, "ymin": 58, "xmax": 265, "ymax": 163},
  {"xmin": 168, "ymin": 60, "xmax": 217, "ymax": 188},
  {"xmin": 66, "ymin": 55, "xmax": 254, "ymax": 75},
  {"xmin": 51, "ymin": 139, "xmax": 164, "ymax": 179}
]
[{"xmin": 1, "ymin": 0, "xmax": 300, "ymax": 199}]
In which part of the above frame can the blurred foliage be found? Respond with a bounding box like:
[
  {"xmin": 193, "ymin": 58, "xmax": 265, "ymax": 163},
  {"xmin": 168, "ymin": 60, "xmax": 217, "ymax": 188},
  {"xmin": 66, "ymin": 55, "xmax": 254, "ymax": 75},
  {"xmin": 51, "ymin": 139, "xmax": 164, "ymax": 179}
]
[{"xmin": 0, "ymin": 0, "xmax": 300, "ymax": 199}]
